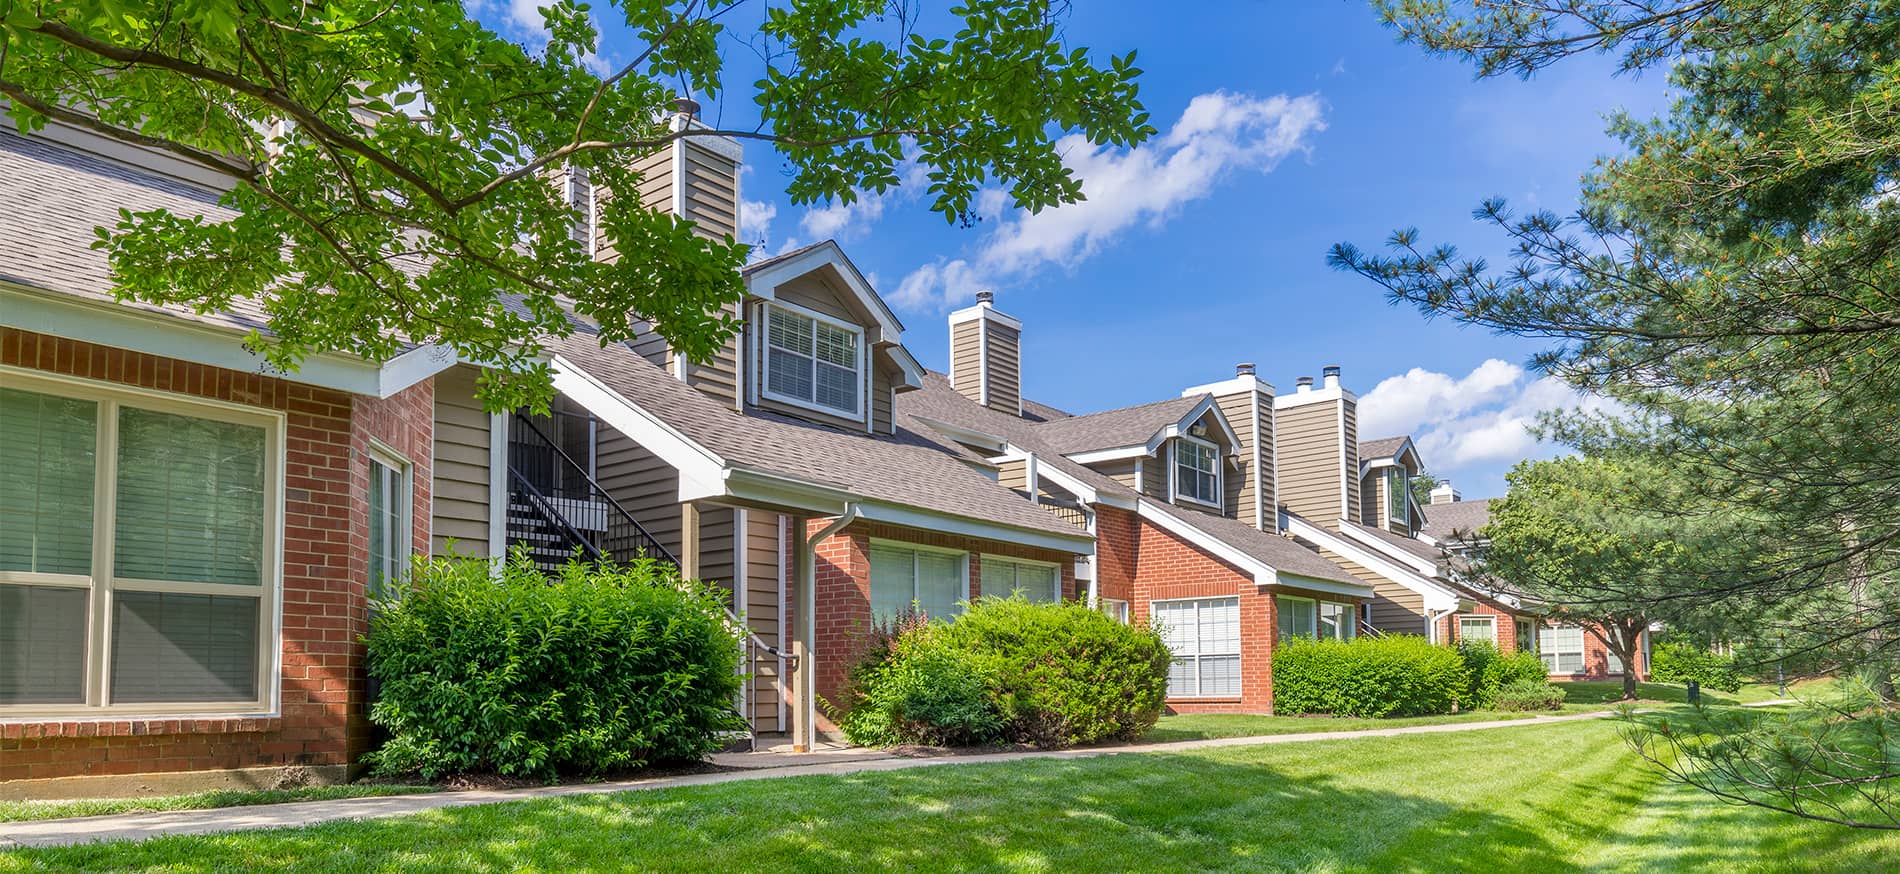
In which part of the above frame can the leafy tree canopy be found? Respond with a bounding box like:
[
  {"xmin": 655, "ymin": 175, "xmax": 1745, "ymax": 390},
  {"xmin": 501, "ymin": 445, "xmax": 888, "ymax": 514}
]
[{"xmin": 0, "ymin": 0, "xmax": 1152, "ymax": 409}]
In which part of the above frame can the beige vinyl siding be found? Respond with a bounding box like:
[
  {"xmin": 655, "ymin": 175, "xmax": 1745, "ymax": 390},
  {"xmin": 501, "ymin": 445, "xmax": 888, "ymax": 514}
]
[
  {"xmin": 871, "ymin": 364, "xmax": 895, "ymax": 434},
  {"xmin": 430, "ymin": 365, "xmax": 492, "ymax": 556},
  {"xmin": 630, "ymin": 147, "xmax": 673, "ymax": 217},
  {"xmin": 996, "ymin": 458, "xmax": 1029, "ymax": 497},
  {"xmin": 774, "ymin": 273, "xmax": 860, "ymax": 323},
  {"xmin": 1092, "ymin": 457, "xmax": 1140, "ymax": 491},
  {"xmin": 1211, "ymin": 392, "xmax": 1256, "ymax": 524},
  {"xmin": 983, "ymin": 323, "xmax": 1021, "ymax": 414},
  {"xmin": 1361, "ymin": 473, "xmax": 1382, "ymax": 531},
  {"xmin": 950, "ymin": 320, "xmax": 982, "ymax": 404},
  {"xmin": 1276, "ymin": 402, "xmax": 1345, "ymax": 523},
  {"xmin": 624, "ymin": 318, "xmax": 673, "ymax": 369},
  {"xmin": 693, "ymin": 503, "xmax": 736, "ymax": 589},
  {"xmin": 684, "ymin": 300, "xmax": 740, "ymax": 406},
  {"xmin": 593, "ymin": 421, "xmax": 684, "ymax": 559},
  {"xmin": 1314, "ymin": 545, "xmax": 1427, "ymax": 635},
  {"xmin": 741, "ymin": 512, "xmax": 787, "ymax": 732},
  {"xmin": 1341, "ymin": 400, "xmax": 1361, "ymax": 525},
  {"xmin": 1142, "ymin": 448, "xmax": 1167, "ymax": 498},
  {"xmin": 680, "ymin": 142, "xmax": 738, "ymax": 241}
]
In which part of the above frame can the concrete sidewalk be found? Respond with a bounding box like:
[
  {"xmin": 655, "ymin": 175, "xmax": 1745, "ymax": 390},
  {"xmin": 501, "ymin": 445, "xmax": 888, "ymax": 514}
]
[{"xmin": 0, "ymin": 710, "xmax": 1614, "ymax": 850}]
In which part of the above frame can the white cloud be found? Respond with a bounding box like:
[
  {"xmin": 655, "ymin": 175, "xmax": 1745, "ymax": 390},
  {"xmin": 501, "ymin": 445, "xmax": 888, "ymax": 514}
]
[
  {"xmin": 1358, "ymin": 359, "xmax": 1618, "ymax": 477},
  {"xmin": 799, "ymin": 192, "xmax": 886, "ymax": 242},
  {"xmin": 739, "ymin": 199, "xmax": 777, "ymax": 252},
  {"xmin": 893, "ymin": 90, "xmax": 1327, "ymax": 310}
]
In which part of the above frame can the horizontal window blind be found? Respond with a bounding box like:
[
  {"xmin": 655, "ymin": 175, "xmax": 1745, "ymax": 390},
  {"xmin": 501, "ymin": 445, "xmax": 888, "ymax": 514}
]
[
  {"xmin": 111, "ymin": 591, "xmax": 258, "ymax": 703},
  {"xmin": 113, "ymin": 407, "xmax": 266, "ymax": 587},
  {"xmin": 0, "ymin": 585, "xmax": 88, "ymax": 704},
  {"xmin": 0, "ymin": 388, "xmax": 97, "ymax": 576}
]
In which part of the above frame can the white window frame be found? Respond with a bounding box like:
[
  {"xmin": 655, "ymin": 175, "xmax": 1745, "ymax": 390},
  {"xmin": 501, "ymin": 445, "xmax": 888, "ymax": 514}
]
[
  {"xmin": 1320, "ymin": 601, "xmax": 1356, "ymax": 641},
  {"xmin": 1099, "ymin": 597, "xmax": 1129, "ymax": 624},
  {"xmin": 1385, "ymin": 467, "xmax": 1409, "ymax": 527},
  {"xmin": 1515, "ymin": 618, "xmax": 1536, "ymax": 654},
  {"xmin": 1458, "ymin": 614, "xmax": 1497, "ymax": 645},
  {"xmin": 1152, "ymin": 596, "xmax": 1241, "ymax": 699},
  {"xmin": 0, "ymin": 367, "xmax": 284, "ymax": 719},
  {"xmin": 1171, "ymin": 436, "xmax": 1222, "ymax": 508},
  {"xmin": 980, "ymin": 553, "xmax": 1062, "ymax": 603},
  {"xmin": 1542, "ymin": 625, "xmax": 1586, "ymax": 674},
  {"xmin": 867, "ymin": 539, "xmax": 969, "ymax": 623},
  {"xmin": 756, "ymin": 299, "xmax": 866, "ymax": 421},
  {"xmin": 366, "ymin": 441, "xmax": 414, "ymax": 603}
]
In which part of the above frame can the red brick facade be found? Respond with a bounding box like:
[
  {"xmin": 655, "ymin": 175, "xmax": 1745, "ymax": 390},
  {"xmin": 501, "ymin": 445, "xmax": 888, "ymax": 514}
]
[
  {"xmin": 805, "ymin": 519, "xmax": 1080, "ymax": 727},
  {"xmin": 0, "ymin": 328, "xmax": 432, "ymax": 783},
  {"xmin": 1439, "ymin": 600, "xmax": 1528, "ymax": 655}
]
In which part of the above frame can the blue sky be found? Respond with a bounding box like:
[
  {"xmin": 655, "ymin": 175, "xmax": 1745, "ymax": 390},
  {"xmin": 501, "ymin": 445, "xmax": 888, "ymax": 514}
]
[{"xmin": 477, "ymin": 1, "xmax": 1671, "ymax": 498}]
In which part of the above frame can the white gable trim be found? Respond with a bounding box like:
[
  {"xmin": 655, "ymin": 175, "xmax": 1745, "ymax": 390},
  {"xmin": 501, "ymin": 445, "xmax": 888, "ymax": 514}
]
[
  {"xmin": 855, "ymin": 501, "xmax": 1092, "ymax": 554},
  {"xmin": 1337, "ymin": 523, "xmax": 1442, "ymax": 577},
  {"xmin": 1161, "ymin": 395, "xmax": 1242, "ymax": 452},
  {"xmin": 743, "ymin": 241, "xmax": 903, "ymax": 339},
  {"xmin": 1283, "ymin": 514, "xmax": 1460, "ymax": 612},
  {"xmin": 550, "ymin": 355, "xmax": 727, "ymax": 500}
]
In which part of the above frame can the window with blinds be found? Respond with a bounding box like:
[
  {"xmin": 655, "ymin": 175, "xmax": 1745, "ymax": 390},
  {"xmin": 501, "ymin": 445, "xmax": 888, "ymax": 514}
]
[
  {"xmin": 367, "ymin": 449, "xmax": 411, "ymax": 603},
  {"xmin": 1174, "ymin": 438, "xmax": 1220, "ymax": 506},
  {"xmin": 0, "ymin": 377, "xmax": 278, "ymax": 716},
  {"xmin": 980, "ymin": 556, "xmax": 1060, "ymax": 603},
  {"xmin": 761, "ymin": 303, "xmax": 862, "ymax": 418},
  {"xmin": 1458, "ymin": 615, "xmax": 1497, "ymax": 644},
  {"xmin": 1154, "ymin": 597, "xmax": 1241, "ymax": 698},
  {"xmin": 868, "ymin": 543, "xmax": 966, "ymax": 623},
  {"xmin": 1542, "ymin": 626, "xmax": 1585, "ymax": 674}
]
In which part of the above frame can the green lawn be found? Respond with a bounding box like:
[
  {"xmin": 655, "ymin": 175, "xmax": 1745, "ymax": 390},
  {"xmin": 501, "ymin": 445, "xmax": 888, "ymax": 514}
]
[
  {"xmin": 0, "ymin": 785, "xmax": 436, "ymax": 824},
  {"xmin": 4, "ymin": 719, "xmax": 1893, "ymax": 872},
  {"xmin": 1146, "ymin": 709, "xmax": 1544, "ymax": 741}
]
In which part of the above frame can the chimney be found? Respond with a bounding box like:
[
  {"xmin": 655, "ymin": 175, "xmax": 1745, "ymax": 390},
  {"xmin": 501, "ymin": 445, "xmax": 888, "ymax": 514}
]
[
  {"xmin": 1430, "ymin": 481, "xmax": 1462, "ymax": 505},
  {"xmin": 1183, "ymin": 365, "xmax": 1276, "ymax": 530},
  {"xmin": 949, "ymin": 291, "xmax": 1024, "ymax": 415},
  {"xmin": 1272, "ymin": 365, "xmax": 1361, "ymax": 527}
]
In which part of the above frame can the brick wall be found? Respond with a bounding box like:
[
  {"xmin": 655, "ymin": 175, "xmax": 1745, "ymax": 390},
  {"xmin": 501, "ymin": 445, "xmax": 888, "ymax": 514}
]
[
  {"xmin": 1441, "ymin": 601, "xmax": 1525, "ymax": 654},
  {"xmin": 0, "ymin": 328, "xmax": 432, "ymax": 782},
  {"xmin": 1545, "ymin": 622, "xmax": 1648, "ymax": 681},
  {"xmin": 805, "ymin": 519, "xmax": 1080, "ymax": 726}
]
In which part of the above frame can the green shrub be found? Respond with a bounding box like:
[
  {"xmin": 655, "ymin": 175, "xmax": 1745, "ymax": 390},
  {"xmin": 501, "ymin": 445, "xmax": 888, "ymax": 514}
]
[
  {"xmin": 1274, "ymin": 635, "xmax": 1470, "ymax": 718},
  {"xmin": 1494, "ymin": 679, "xmax": 1567, "ymax": 711},
  {"xmin": 1651, "ymin": 641, "xmax": 1744, "ymax": 692},
  {"xmin": 363, "ymin": 552, "xmax": 746, "ymax": 780},
  {"xmin": 1457, "ymin": 641, "xmax": 1552, "ymax": 709},
  {"xmin": 836, "ymin": 598, "xmax": 1171, "ymax": 749},
  {"xmin": 941, "ymin": 597, "xmax": 1172, "ymax": 747},
  {"xmin": 835, "ymin": 617, "xmax": 1002, "ymax": 747}
]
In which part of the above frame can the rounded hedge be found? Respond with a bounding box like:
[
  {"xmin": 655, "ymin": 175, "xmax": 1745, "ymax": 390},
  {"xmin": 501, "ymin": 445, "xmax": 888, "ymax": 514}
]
[
  {"xmin": 1494, "ymin": 679, "xmax": 1567, "ymax": 711},
  {"xmin": 1651, "ymin": 641, "xmax": 1744, "ymax": 692},
  {"xmin": 1273, "ymin": 635, "xmax": 1469, "ymax": 717},
  {"xmin": 836, "ymin": 598, "xmax": 1171, "ymax": 749},
  {"xmin": 364, "ymin": 553, "xmax": 747, "ymax": 780},
  {"xmin": 1457, "ymin": 641, "xmax": 1551, "ymax": 709}
]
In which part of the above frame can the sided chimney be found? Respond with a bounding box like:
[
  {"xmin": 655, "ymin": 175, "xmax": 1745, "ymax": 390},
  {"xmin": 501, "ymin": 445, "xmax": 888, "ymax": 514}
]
[
  {"xmin": 948, "ymin": 291, "xmax": 1024, "ymax": 415},
  {"xmin": 1430, "ymin": 481, "xmax": 1462, "ymax": 505},
  {"xmin": 1272, "ymin": 365, "xmax": 1361, "ymax": 526},
  {"xmin": 1182, "ymin": 363, "xmax": 1277, "ymax": 530}
]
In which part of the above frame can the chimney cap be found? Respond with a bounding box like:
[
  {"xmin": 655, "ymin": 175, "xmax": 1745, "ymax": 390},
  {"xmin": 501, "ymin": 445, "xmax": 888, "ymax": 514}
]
[
  {"xmin": 1321, "ymin": 364, "xmax": 1341, "ymax": 378},
  {"xmin": 1296, "ymin": 375, "xmax": 1314, "ymax": 386},
  {"xmin": 671, "ymin": 97, "xmax": 701, "ymax": 118},
  {"xmin": 975, "ymin": 290, "xmax": 994, "ymax": 305},
  {"xmin": 1236, "ymin": 362, "xmax": 1256, "ymax": 377}
]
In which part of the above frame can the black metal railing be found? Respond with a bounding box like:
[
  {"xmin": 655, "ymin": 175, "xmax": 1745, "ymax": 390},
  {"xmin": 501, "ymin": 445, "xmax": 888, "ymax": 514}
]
[{"xmin": 507, "ymin": 412, "xmax": 674, "ymax": 570}]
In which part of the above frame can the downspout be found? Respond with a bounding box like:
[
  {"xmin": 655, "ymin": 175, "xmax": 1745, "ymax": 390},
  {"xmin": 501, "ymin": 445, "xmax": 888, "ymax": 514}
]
[
  {"xmin": 1426, "ymin": 606, "xmax": 1455, "ymax": 644},
  {"xmin": 793, "ymin": 502, "xmax": 859, "ymax": 752},
  {"xmin": 1084, "ymin": 506, "xmax": 1099, "ymax": 608}
]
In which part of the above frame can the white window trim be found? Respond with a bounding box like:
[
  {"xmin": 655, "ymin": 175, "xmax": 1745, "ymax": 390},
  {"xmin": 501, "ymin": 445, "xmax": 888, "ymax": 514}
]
[
  {"xmin": 1171, "ymin": 436, "xmax": 1222, "ymax": 509},
  {"xmin": 0, "ymin": 366, "xmax": 284, "ymax": 720},
  {"xmin": 868, "ymin": 538, "xmax": 970, "ymax": 621},
  {"xmin": 1152, "ymin": 595, "xmax": 1242, "ymax": 699},
  {"xmin": 1319, "ymin": 600, "xmax": 1355, "ymax": 641},
  {"xmin": 1385, "ymin": 467, "xmax": 1409, "ymax": 528},
  {"xmin": 1542, "ymin": 624, "xmax": 1587, "ymax": 674},
  {"xmin": 756, "ymin": 299, "xmax": 867, "ymax": 422},
  {"xmin": 366, "ymin": 440, "xmax": 414, "ymax": 601},
  {"xmin": 1099, "ymin": 597, "xmax": 1129, "ymax": 624},
  {"xmin": 1457, "ymin": 614, "xmax": 1497, "ymax": 644},
  {"xmin": 979, "ymin": 553, "xmax": 1062, "ymax": 603}
]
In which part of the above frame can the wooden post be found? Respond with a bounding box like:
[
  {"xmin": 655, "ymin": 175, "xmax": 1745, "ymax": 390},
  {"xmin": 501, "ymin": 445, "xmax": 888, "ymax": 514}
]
[{"xmin": 680, "ymin": 502, "xmax": 701, "ymax": 580}]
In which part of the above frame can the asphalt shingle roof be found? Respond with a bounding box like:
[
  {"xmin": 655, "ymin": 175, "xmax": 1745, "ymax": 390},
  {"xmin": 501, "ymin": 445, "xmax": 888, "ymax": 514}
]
[
  {"xmin": 550, "ymin": 336, "xmax": 1087, "ymax": 545},
  {"xmin": 1423, "ymin": 498, "xmax": 1495, "ymax": 540},
  {"xmin": 1029, "ymin": 394, "xmax": 1206, "ymax": 455},
  {"xmin": 901, "ymin": 372, "xmax": 1363, "ymax": 589},
  {"xmin": 0, "ymin": 129, "xmax": 275, "ymax": 336},
  {"xmin": 1358, "ymin": 436, "xmax": 1411, "ymax": 460},
  {"xmin": 1347, "ymin": 520, "xmax": 1447, "ymax": 568}
]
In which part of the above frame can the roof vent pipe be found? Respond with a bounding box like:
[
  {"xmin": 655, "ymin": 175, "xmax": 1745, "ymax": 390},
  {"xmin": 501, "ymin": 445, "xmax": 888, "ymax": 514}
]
[
  {"xmin": 1322, "ymin": 365, "xmax": 1341, "ymax": 389},
  {"xmin": 975, "ymin": 290, "xmax": 994, "ymax": 305},
  {"xmin": 1296, "ymin": 375, "xmax": 1314, "ymax": 393},
  {"xmin": 1236, "ymin": 362, "xmax": 1256, "ymax": 378}
]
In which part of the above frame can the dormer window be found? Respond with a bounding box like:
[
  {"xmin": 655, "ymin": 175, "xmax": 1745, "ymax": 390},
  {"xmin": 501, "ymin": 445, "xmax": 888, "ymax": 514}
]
[
  {"xmin": 762, "ymin": 302, "xmax": 863, "ymax": 419},
  {"xmin": 1174, "ymin": 437, "xmax": 1220, "ymax": 506}
]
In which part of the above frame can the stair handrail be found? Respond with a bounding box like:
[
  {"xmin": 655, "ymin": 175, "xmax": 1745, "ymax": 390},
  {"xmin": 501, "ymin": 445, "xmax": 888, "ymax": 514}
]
[
  {"xmin": 509, "ymin": 412, "xmax": 792, "ymax": 665},
  {"xmin": 505, "ymin": 467, "xmax": 605, "ymax": 565}
]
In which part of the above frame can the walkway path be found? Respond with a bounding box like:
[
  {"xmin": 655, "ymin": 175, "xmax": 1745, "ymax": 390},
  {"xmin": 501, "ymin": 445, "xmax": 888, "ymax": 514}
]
[{"xmin": 0, "ymin": 710, "xmax": 1615, "ymax": 850}]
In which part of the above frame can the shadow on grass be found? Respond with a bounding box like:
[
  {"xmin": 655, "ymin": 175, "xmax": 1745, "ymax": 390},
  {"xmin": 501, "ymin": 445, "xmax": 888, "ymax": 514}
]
[
  {"xmin": 1561, "ymin": 681, "xmax": 1738, "ymax": 707},
  {"xmin": 7, "ymin": 753, "xmax": 1573, "ymax": 873}
]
